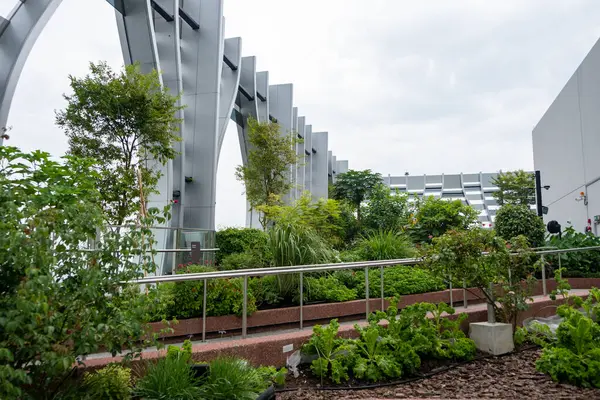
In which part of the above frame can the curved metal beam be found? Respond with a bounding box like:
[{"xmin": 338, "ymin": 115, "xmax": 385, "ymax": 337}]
[
  {"xmin": 0, "ymin": 0, "xmax": 63, "ymax": 144},
  {"xmin": 217, "ymin": 36, "xmax": 241, "ymax": 161}
]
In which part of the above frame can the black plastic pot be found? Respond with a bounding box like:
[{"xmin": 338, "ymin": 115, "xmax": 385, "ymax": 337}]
[
  {"xmin": 256, "ymin": 385, "xmax": 276, "ymax": 400},
  {"xmin": 190, "ymin": 363, "xmax": 209, "ymax": 379}
]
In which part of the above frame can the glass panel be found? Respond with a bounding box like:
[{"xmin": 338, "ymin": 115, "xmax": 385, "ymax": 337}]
[{"xmin": 175, "ymin": 229, "xmax": 216, "ymax": 271}]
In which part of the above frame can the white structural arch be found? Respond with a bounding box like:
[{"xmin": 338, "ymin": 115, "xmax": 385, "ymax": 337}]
[{"xmin": 0, "ymin": 0, "xmax": 349, "ymax": 269}]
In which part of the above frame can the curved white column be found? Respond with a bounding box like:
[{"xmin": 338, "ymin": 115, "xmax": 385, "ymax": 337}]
[
  {"xmin": 180, "ymin": 0, "xmax": 224, "ymax": 231},
  {"xmin": 115, "ymin": 0, "xmax": 173, "ymax": 273},
  {"xmin": 0, "ymin": 0, "xmax": 63, "ymax": 144},
  {"xmin": 217, "ymin": 36, "xmax": 242, "ymax": 162}
]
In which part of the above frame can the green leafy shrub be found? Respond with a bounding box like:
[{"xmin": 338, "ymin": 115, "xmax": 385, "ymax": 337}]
[
  {"xmin": 356, "ymin": 230, "xmax": 416, "ymax": 261},
  {"xmin": 219, "ymin": 250, "xmax": 266, "ymax": 270},
  {"xmin": 134, "ymin": 355, "xmax": 201, "ymax": 400},
  {"xmin": 535, "ymin": 289, "xmax": 600, "ymax": 387},
  {"xmin": 215, "ymin": 227, "xmax": 269, "ymax": 265},
  {"xmin": 249, "ymin": 276, "xmax": 282, "ymax": 308},
  {"xmin": 167, "ymin": 266, "xmax": 257, "ymax": 318},
  {"xmin": 306, "ymin": 275, "xmax": 358, "ymax": 303},
  {"xmin": 409, "ymin": 196, "xmax": 479, "ymax": 243},
  {"xmin": 166, "ymin": 339, "xmax": 193, "ymax": 363},
  {"xmin": 256, "ymin": 366, "xmax": 288, "ymax": 388},
  {"xmin": 338, "ymin": 249, "xmax": 364, "ymax": 262},
  {"xmin": 0, "ymin": 147, "xmax": 162, "ymax": 399},
  {"xmin": 494, "ymin": 204, "xmax": 545, "ymax": 247},
  {"xmin": 302, "ymin": 319, "xmax": 353, "ymax": 383},
  {"xmin": 303, "ymin": 301, "xmax": 476, "ymax": 384},
  {"xmin": 268, "ymin": 221, "xmax": 338, "ymax": 299},
  {"xmin": 361, "ymin": 185, "xmax": 411, "ymax": 233},
  {"xmin": 145, "ymin": 283, "xmax": 176, "ymax": 322},
  {"xmin": 355, "ymin": 267, "xmax": 446, "ymax": 298},
  {"xmin": 547, "ymin": 227, "xmax": 600, "ymax": 276},
  {"xmin": 84, "ymin": 364, "xmax": 131, "ymax": 400},
  {"xmin": 197, "ymin": 357, "xmax": 269, "ymax": 400},
  {"xmin": 350, "ymin": 325, "xmax": 402, "ymax": 381}
]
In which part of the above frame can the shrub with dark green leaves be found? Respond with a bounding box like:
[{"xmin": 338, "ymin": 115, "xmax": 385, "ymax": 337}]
[
  {"xmin": 409, "ymin": 196, "xmax": 479, "ymax": 243},
  {"xmin": 547, "ymin": 226, "xmax": 600, "ymax": 276},
  {"xmin": 355, "ymin": 267, "xmax": 446, "ymax": 298},
  {"xmin": 215, "ymin": 227, "xmax": 269, "ymax": 265},
  {"xmin": 249, "ymin": 276, "xmax": 282, "ymax": 308},
  {"xmin": 220, "ymin": 250, "xmax": 266, "ymax": 270},
  {"xmin": 84, "ymin": 364, "xmax": 131, "ymax": 400},
  {"xmin": 306, "ymin": 275, "xmax": 358, "ymax": 303},
  {"xmin": 167, "ymin": 266, "xmax": 257, "ymax": 318},
  {"xmin": 494, "ymin": 204, "xmax": 545, "ymax": 247}
]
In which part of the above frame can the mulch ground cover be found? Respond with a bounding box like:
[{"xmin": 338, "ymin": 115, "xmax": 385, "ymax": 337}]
[{"xmin": 276, "ymin": 348, "xmax": 600, "ymax": 399}]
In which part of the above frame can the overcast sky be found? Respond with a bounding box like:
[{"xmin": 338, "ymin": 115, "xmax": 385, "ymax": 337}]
[{"xmin": 4, "ymin": 0, "xmax": 600, "ymax": 228}]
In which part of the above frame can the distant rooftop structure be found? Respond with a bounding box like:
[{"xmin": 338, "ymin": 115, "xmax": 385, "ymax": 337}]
[{"xmin": 384, "ymin": 172, "xmax": 536, "ymax": 226}]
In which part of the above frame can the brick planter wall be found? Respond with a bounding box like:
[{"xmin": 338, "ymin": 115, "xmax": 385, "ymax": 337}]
[
  {"xmin": 84, "ymin": 291, "xmax": 592, "ymax": 370},
  {"xmin": 149, "ymin": 278, "xmax": 600, "ymax": 339}
]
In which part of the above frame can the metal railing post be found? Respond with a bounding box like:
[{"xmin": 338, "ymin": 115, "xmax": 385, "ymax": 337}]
[
  {"xmin": 487, "ymin": 282, "xmax": 496, "ymax": 324},
  {"xmin": 558, "ymin": 254, "xmax": 562, "ymax": 280},
  {"xmin": 299, "ymin": 272, "xmax": 304, "ymax": 330},
  {"xmin": 242, "ymin": 275, "xmax": 248, "ymax": 338},
  {"xmin": 365, "ymin": 267, "xmax": 370, "ymax": 319},
  {"xmin": 380, "ymin": 265, "xmax": 384, "ymax": 311},
  {"xmin": 202, "ymin": 278, "xmax": 207, "ymax": 342},
  {"xmin": 449, "ymin": 273, "xmax": 453, "ymax": 306},
  {"xmin": 541, "ymin": 254, "xmax": 547, "ymax": 296}
]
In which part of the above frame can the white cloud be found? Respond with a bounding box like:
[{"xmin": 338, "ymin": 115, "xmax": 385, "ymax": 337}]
[{"xmin": 5, "ymin": 0, "xmax": 600, "ymax": 228}]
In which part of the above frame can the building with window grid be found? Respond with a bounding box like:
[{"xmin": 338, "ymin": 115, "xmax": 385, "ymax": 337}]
[{"xmin": 384, "ymin": 172, "xmax": 536, "ymax": 227}]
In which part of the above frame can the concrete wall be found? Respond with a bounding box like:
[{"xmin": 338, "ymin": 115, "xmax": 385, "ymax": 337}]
[{"xmin": 533, "ymin": 37, "xmax": 600, "ymax": 233}]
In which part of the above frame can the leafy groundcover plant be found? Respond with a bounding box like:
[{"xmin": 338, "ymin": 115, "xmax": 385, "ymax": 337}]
[
  {"xmin": 302, "ymin": 300, "xmax": 476, "ymax": 384},
  {"xmin": 534, "ymin": 288, "xmax": 600, "ymax": 388}
]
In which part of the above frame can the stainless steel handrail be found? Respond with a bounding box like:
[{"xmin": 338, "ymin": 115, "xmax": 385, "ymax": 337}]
[
  {"xmin": 77, "ymin": 248, "xmax": 219, "ymax": 253},
  {"xmin": 130, "ymin": 245, "xmax": 600, "ymax": 341}
]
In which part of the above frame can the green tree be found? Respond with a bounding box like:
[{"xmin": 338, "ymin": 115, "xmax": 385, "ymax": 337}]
[
  {"xmin": 0, "ymin": 147, "xmax": 162, "ymax": 399},
  {"xmin": 235, "ymin": 118, "xmax": 299, "ymax": 229},
  {"xmin": 56, "ymin": 61, "xmax": 183, "ymax": 226},
  {"xmin": 494, "ymin": 204, "xmax": 546, "ymax": 248},
  {"xmin": 262, "ymin": 193, "xmax": 345, "ymax": 247},
  {"xmin": 332, "ymin": 169, "xmax": 383, "ymax": 222},
  {"xmin": 491, "ymin": 170, "xmax": 535, "ymax": 206},
  {"xmin": 410, "ymin": 196, "xmax": 479, "ymax": 243},
  {"xmin": 361, "ymin": 184, "xmax": 410, "ymax": 233}
]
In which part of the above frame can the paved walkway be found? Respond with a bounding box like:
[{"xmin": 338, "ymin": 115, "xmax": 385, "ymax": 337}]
[{"xmin": 85, "ymin": 289, "xmax": 590, "ymax": 362}]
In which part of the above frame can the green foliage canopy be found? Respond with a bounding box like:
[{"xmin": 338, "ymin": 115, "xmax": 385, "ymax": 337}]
[
  {"xmin": 361, "ymin": 185, "xmax": 410, "ymax": 233},
  {"xmin": 494, "ymin": 204, "xmax": 545, "ymax": 247},
  {"xmin": 0, "ymin": 147, "xmax": 160, "ymax": 399},
  {"xmin": 235, "ymin": 118, "xmax": 299, "ymax": 228},
  {"xmin": 332, "ymin": 169, "xmax": 383, "ymax": 221},
  {"xmin": 491, "ymin": 170, "xmax": 535, "ymax": 206},
  {"xmin": 410, "ymin": 196, "xmax": 479, "ymax": 243},
  {"xmin": 56, "ymin": 62, "xmax": 183, "ymax": 226}
]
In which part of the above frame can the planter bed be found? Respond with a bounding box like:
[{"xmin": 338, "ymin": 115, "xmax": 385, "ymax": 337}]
[
  {"xmin": 149, "ymin": 278, "xmax": 600, "ymax": 340},
  {"xmin": 276, "ymin": 347, "xmax": 600, "ymax": 400}
]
